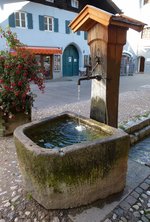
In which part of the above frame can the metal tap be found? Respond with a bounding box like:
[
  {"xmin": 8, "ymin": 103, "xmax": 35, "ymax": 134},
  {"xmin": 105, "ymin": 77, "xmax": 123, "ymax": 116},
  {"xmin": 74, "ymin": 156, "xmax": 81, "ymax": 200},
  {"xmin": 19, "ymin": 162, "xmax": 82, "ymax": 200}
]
[
  {"xmin": 78, "ymin": 56, "xmax": 103, "ymax": 85},
  {"xmin": 77, "ymin": 75, "xmax": 102, "ymax": 85}
]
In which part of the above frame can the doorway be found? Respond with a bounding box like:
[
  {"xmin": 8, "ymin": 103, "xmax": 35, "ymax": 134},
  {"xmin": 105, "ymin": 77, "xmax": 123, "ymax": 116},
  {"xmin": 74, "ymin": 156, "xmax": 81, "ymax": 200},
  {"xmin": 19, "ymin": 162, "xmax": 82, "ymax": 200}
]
[
  {"xmin": 35, "ymin": 55, "xmax": 53, "ymax": 79},
  {"xmin": 138, "ymin": 56, "xmax": 145, "ymax": 73},
  {"xmin": 63, "ymin": 45, "xmax": 79, "ymax": 76}
]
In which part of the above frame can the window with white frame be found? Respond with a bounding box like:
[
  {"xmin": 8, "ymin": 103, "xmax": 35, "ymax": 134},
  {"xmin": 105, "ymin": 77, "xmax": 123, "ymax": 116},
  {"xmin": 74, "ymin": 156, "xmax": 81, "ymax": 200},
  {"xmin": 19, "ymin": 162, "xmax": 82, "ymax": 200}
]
[
  {"xmin": 44, "ymin": 16, "xmax": 53, "ymax": 31},
  {"xmin": 54, "ymin": 55, "xmax": 61, "ymax": 71},
  {"xmin": 45, "ymin": 0, "xmax": 54, "ymax": 2},
  {"xmin": 15, "ymin": 12, "xmax": 27, "ymax": 28},
  {"xmin": 71, "ymin": 0, "xmax": 79, "ymax": 8},
  {"xmin": 142, "ymin": 27, "xmax": 150, "ymax": 39}
]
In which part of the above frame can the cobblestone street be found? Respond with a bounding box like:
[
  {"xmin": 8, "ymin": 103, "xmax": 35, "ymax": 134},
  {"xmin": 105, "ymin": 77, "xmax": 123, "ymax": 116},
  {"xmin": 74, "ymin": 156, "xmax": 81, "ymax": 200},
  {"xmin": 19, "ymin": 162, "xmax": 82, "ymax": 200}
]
[{"xmin": 0, "ymin": 86, "xmax": 150, "ymax": 222}]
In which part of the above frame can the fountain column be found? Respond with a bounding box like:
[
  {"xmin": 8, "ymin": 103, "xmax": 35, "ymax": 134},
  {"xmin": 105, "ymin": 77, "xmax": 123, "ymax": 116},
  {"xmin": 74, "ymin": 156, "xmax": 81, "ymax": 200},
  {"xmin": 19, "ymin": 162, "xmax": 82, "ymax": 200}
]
[
  {"xmin": 88, "ymin": 23, "xmax": 128, "ymax": 127},
  {"xmin": 69, "ymin": 5, "xmax": 145, "ymax": 128}
]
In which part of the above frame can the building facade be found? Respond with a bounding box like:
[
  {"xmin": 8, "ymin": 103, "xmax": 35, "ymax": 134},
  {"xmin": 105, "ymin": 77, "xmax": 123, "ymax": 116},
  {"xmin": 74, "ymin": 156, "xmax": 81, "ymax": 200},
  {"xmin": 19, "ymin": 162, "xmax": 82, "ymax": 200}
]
[
  {"xmin": 0, "ymin": 0, "xmax": 120, "ymax": 79},
  {"xmin": 138, "ymin": 0, "xmax": 150, "ymax": 73},
  {"xmin": 114, "ymin": 0, "xmax": 150, "ymax": 75}
]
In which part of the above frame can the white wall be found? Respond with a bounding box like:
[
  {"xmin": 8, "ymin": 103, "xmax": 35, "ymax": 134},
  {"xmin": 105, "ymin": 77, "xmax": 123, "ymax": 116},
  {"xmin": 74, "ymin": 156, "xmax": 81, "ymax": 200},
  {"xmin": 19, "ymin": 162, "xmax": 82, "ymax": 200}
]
[
  {"xmin": 0, "ymin": 0, "xmax": 90, "ymax": 77},
  {"xmin": 138, "ymin": 3, "xmax": 150, "ymax": 73}
]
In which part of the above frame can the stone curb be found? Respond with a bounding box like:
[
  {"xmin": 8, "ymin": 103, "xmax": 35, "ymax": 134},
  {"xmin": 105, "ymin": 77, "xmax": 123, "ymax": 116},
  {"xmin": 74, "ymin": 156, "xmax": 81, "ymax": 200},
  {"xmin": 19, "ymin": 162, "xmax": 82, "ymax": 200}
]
[{"xmin": 123, "ymin": 118, "xmax": 150, "ymax": 145}]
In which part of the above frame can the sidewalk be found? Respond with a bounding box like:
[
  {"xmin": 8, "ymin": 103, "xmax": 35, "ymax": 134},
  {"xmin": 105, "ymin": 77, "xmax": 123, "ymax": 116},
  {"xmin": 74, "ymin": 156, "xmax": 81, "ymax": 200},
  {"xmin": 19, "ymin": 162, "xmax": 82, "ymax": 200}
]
[{"xmin": 0, "ymin": 88, "xmax": 150, "ymax": 222}]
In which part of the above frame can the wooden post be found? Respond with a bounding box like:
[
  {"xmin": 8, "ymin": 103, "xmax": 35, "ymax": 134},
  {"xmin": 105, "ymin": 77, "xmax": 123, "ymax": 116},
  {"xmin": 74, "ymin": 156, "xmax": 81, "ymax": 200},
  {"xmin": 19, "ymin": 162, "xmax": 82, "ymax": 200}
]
[
  {"xmin": 69, "ymin": 5, "xmax": 145, "ymax": 128},
  {"xmin": 88, "ymin": 24, "xmax": 127, "ymax": 127},
  {"xmin": 106, "ymin": 26, "xmax": 128, "ymax": 127}
]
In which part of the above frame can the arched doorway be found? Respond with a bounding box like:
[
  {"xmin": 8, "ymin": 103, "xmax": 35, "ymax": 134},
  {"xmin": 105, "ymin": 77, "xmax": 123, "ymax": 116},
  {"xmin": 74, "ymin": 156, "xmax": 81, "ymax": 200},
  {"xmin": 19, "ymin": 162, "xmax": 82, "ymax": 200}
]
[
  {"xmin": 120, "ymin": 53, "xmax": 134, "ymax": 76},
  {"xmin": 138, "ymin": 56, "xmax": 145, "ymax": 73},
  {"xmin": 63, "ymin": 45, "xmax": 79, "ymax": 76}
]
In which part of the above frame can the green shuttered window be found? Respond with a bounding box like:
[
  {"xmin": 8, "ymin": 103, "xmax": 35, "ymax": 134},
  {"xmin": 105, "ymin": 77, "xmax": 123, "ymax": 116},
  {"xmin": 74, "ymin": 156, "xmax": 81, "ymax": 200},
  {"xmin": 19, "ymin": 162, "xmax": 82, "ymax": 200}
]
[
  {"xmin": 27, "ymin": 13, "xmax": 33, "ymax": 29},
  {"xmin": 8, "ymin": 13, "xmax": 15, "ymax": 28},
  {"xmin": 54, "ymin": 18, "xmax": 59, "ymax": 32},
  {"xmin": 9, "ymin": 12, "xmax": 33, "ymax": 29},
  {"xmin": 84, "ymin": 31, "xmax": 88, "ymax": 40},
  {"xmin": 39, "ymin": 16, "xmax": 59, "ymax": 32},
  {"xmin": 39, "ymin": 15, "xmax": 45, "ymax": 31}
]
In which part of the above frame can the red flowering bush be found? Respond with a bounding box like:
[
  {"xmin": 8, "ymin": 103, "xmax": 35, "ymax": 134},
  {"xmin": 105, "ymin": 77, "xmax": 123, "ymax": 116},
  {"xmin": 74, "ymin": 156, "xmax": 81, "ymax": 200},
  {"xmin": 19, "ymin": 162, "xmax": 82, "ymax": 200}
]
[{"xmin": 0, "ymin": 27, "xmax": 45, "ymax": 117}]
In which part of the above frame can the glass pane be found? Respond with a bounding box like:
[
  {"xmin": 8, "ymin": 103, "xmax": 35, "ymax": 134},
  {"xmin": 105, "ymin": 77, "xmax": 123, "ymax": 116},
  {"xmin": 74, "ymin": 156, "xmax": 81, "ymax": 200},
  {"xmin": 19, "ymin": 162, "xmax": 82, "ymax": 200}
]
[
  {"xmin": 44, "ymin": 17, "xmax": 48, "ymax": 30},
  {"xmin": 16, "ymin": 19, "xmax": 20, "ymax": 27},
  {"xmin": 15, "ymin": 12, "xmax": 19, "ymax": 20},
  {"xmin": 22, "ymin": 20, "xmax": 26, "ymax": 27},
  {"xmin": 49, "ymin": 24, "xmax": 52, "ymax": 31},
  {"xmin": 49, "ymin": 18, "xmax": 52, "ymax": 31},
  {"xmin": 44, "ymin": 17, "xmax": 47, "ymax": 23},
  {"xmin": 21, "ymin": 13, "xmax": 25, "ymax": 20},
  {"xmin": 44, "ymin": 24, "xmax": 48, "ymax": 30},
  {"xmin": 48, "ymin": 18, "xmax": 52, "ymax": 25}
]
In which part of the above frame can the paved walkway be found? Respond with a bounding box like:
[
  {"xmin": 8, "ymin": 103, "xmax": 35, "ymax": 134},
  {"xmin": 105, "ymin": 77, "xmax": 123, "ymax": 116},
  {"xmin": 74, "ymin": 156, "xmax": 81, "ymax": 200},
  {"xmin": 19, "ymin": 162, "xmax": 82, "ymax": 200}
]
[
  {"xmin": 102, "ymin": 138, "xmax": 150, "ymax": 222},
  {"xmin": 0, "ymin": 82, "xmax": 150, "ymax": 221}
]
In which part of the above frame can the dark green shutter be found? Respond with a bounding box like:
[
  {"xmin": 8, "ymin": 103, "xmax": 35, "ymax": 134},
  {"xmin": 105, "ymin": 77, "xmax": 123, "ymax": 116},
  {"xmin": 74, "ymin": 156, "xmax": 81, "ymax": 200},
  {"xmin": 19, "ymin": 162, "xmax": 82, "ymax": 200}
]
[
  {"xmin": 27, "ymin": 13, "xmax": 33, "ymax": 29},
  {"xmin": 77, "ymin": 31, "xmax": 80, "ymax": 35},
  {"xmin": 39, "ymin": 15, "xmax": 45, "ymax": 31},
  {"xmin": 8, "ymin": 13, "xmax": 15, "ymax": 27},
  {"xmin": 84, "ymin": 31, "xmax": 88, "ymax": 40},
  {"xmin": 54, "ymin": 18, "xmax": 59, "ymax": 32},
  {"xmin": 65, "ymin": 20, "xmax": 70, "ymax": 34}
]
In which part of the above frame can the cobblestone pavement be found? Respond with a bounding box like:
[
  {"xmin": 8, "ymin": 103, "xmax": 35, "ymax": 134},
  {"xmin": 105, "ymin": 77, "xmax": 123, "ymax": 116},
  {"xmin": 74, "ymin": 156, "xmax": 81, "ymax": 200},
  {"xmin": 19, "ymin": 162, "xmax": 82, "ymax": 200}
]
[
  {"xmin": 0, "ymin": 89, "xmax": 150, "ymax": 222},
  {"xmin": 103, "ymin": 175, "xmax": 150, "ymax": 222}
]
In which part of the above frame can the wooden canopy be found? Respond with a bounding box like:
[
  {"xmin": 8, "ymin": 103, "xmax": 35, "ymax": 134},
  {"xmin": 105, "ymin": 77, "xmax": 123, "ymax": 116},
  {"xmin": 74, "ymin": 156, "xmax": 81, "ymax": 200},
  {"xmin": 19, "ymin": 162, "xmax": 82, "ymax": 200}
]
[{"xmin": 69, "ymin": 5, "xmax": 146, "ymax": 32}]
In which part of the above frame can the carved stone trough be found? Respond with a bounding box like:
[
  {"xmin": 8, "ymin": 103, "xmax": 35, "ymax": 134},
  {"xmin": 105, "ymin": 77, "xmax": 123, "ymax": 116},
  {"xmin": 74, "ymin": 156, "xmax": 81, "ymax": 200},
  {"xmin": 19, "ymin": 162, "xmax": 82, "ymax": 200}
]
[{"xmin": 14, "ymin": 112, "xmax": 130, "ymax": 209}]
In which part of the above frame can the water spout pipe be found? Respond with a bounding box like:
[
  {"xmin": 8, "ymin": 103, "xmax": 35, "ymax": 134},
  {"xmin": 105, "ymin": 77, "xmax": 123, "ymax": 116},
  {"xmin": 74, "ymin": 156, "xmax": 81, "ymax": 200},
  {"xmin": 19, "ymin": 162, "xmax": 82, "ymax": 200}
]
[{"xmin": 77, "ymin": 75, "xmax": 102, "ymax": 85}]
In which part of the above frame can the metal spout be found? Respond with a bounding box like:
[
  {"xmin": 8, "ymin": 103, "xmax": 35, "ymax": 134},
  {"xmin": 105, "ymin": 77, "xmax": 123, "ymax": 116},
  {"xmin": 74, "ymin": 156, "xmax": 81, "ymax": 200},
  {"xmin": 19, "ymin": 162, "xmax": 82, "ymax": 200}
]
[{"xmin": 77, "ymin": 75, "xmax": 102, "ymax": 85}]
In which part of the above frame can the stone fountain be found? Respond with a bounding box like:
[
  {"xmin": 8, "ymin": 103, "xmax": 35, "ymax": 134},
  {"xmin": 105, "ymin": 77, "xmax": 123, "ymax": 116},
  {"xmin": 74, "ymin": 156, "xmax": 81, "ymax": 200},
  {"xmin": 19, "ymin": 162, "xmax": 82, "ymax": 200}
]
[{"xmin": 14, "ymin": 6, "xmax": 145, "ymax": 209}]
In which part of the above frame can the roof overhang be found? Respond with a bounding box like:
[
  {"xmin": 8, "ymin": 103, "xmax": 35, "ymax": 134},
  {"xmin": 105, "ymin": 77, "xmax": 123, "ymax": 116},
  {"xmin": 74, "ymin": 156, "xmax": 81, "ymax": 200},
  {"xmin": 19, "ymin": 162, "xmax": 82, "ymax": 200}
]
[
  {"xmin": 69, "ymin": 5, "xmax": 146, "ymax": 33},
  {"xmin": 10, "ymin": 46, "xmax": 62, "ymax": 55},
  {"xmin": 23, "ymin": 46, "xmax": 62, "ymax": 55}
]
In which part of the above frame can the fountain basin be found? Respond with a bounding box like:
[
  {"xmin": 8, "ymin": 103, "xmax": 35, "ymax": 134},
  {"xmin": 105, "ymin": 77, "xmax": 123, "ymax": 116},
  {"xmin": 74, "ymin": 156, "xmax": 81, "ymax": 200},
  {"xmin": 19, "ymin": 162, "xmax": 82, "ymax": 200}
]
[{"xmin": 14, "ymin": 112, "xmax": 130, "ymax": 209}]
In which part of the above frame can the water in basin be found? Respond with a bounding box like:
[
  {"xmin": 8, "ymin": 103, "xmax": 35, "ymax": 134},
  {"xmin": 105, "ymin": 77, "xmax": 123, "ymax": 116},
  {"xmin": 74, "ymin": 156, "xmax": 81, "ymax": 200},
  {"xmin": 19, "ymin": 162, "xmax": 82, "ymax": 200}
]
[{"xmin": 25, "ymin": 117, "xmax": 108, "ymax": 149}]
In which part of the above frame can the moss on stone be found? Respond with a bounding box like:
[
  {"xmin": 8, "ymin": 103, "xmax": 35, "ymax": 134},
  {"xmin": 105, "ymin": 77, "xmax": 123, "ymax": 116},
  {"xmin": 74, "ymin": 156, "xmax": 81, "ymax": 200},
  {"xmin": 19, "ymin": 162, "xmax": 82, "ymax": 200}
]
[
  {"xmin": 90, "ymin": 96, "xmax": 106, "ymax": 123},
  {"xmin": 15, "ymin": 134, "xmax": 129, "ymax": 193}
]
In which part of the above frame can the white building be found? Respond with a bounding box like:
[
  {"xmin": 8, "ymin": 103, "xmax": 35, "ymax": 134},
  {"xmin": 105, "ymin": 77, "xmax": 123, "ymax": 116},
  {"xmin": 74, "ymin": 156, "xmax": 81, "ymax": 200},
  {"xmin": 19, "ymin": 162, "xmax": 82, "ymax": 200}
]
[
  {"xmin": 0, "ymin": 0, "xmax": 120, "ymax": 79},
  {"xmin": 113, "ymin": 0, "xmax": 150, "ymax": 74}
]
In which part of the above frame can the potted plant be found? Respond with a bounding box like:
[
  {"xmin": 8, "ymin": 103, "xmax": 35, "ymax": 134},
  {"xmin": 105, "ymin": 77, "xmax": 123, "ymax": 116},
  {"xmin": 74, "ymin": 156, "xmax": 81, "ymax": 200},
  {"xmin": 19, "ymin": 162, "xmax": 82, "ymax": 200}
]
[{"xmin": 0, "ymin": 27, "xmax": 45, "ymax": 136}]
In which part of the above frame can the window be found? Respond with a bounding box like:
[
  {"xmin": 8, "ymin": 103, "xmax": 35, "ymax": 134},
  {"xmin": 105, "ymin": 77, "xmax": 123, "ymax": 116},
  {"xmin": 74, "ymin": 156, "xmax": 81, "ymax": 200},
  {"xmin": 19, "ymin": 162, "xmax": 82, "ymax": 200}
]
[
  {"xmin": 39, "ymin": 16, "xmax": 58, "ymax": 32},
  {"xmin": 9, "ymin": 12, "xmax": 33, "ymax": 29},
  {"xmin": 45, "ymin": 0, "xmax": 54, "ymax": 2},
  {"xmin": 65, "ymin": 20, "xmax": 71, "ymax": 34},
  {"xmin": 84, "ymin": 32, "xmax": 88, "ymax": 40},
  {"xmin": 15, "ymin": 12, "xmax": 27, "ymax": 28},
  {"xmin": 142, "ymin": 27, "xmax": 150, "ymax": 39},
  {"xmin": 44, "ymin": 16, "xmax": 53, "ymax": 31},
  {"xmin": 54, "ymin": 55, "xmax": 61, "ymax": 71},
  {"xmin": 84, "ymin": 55, "xmax": 89, "ymax": 67},
  {"xmin": 71, "ymin": 0, "xmax": 79, "ymax": 8}
]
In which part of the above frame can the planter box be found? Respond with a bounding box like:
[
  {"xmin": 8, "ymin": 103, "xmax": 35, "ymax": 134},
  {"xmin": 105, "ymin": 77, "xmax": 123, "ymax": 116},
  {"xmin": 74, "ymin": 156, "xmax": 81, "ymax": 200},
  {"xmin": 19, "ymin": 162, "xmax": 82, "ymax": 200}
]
[{"xmin": 0, "ymin": 110, "xmax": 31, "ymax": 136}]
